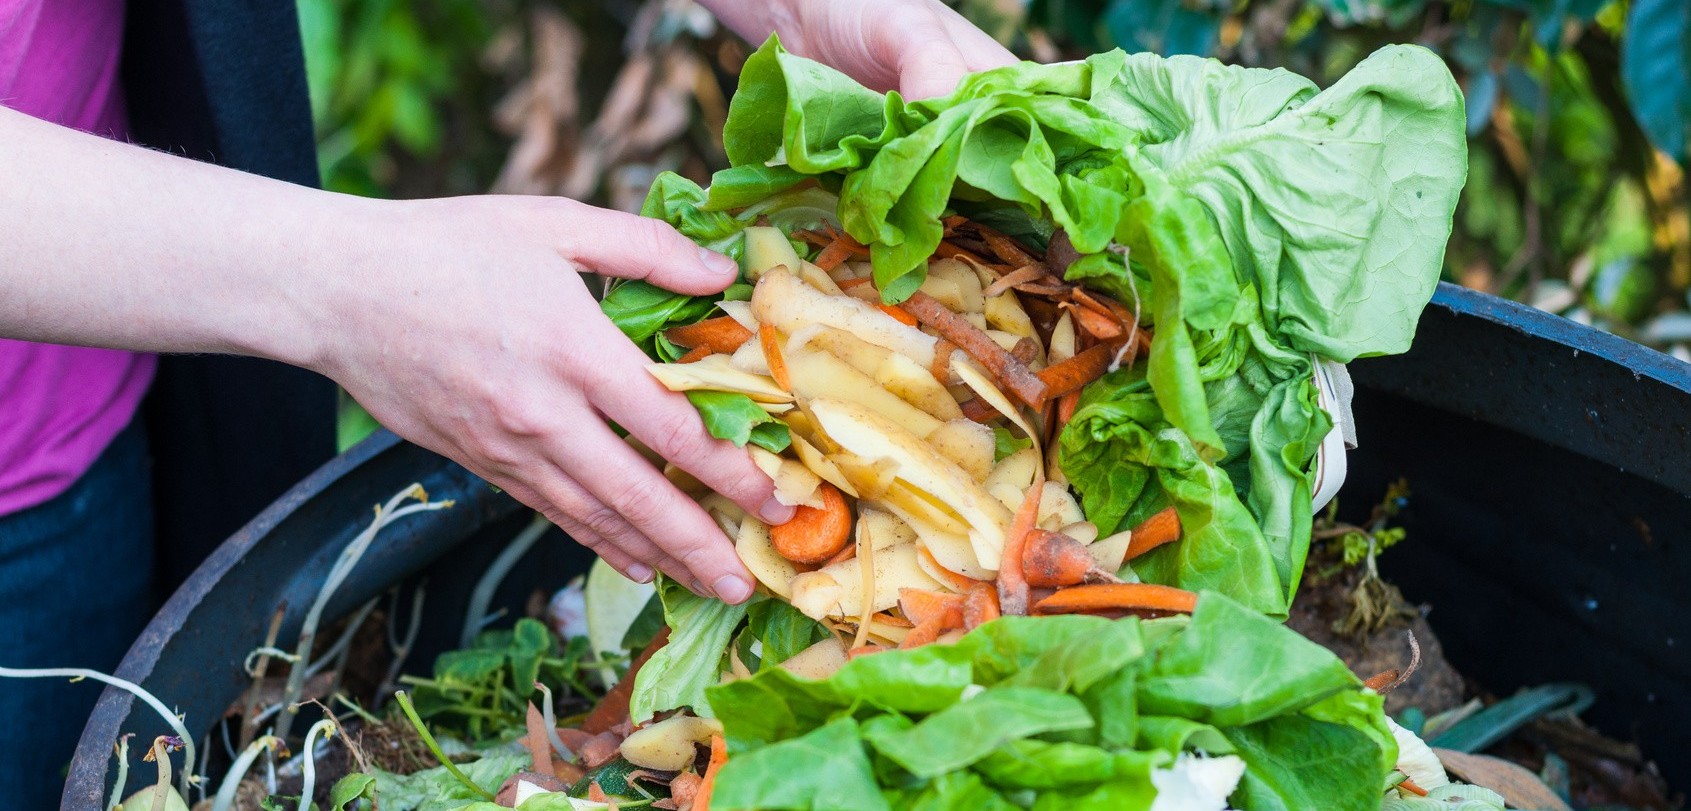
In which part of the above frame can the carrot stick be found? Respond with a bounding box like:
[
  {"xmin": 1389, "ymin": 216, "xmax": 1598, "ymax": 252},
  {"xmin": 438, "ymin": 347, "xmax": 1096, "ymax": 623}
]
[
  {"xmin": 902, "ymin": 291, "xmax": 1049, "ymax": 407},
  {"xmin": 813, "ymin": 237, "xmax": 858, "ymax": 271},
  {"xmin": 1362, "ymin": 670, "xmax": 1401, "ymax": 693},
  {"xmin": 997, "ymin": 476, "xmax": 1045, "ymax": 616},
  {"xmin": 1126, "ymin": 507, "xmax": 1181, "ymax": 560},
  {"xmin": 694, "ymin": 735, "xmax": 728, "ymax": 811},
  {"xmin": 897, "ymin": 589, "xmax": 966, "ymax": 626},
  {"xmin": 847, "ymin": 644, "xmax": 887, "ymax": 659},
  {"xmin": 899, "ymin": 611, "xmax": 959, "ymax": 649},
  {"xmin": 769, "ymin": 482, "xmax": 851, "ymax": 564},
  {"xmin": 838, "ymin": 276, "xmax": 873, "ymax": 290},
  {"xmin": 675, "ymin": 345, "xmax": 713, "ymax": 364},
  {"xmin": 877, "ymin": 303, "xmax": 919, "ymax": 327},
  {"xmin": 1037, "ymin": 341, "xmax": 1120, "ymax": 399},
  {"xmin": 759, "ymin": 324, "xmax": 792, "ymax": 391},
  {"xmin": 1398, "ymin": 778, "xmax": 1429, "ymax": 797},
  {"xmin": 1033, "ymin": 583, "xmax": 1198, "ymax": 615},
  {"xmin": 666, "ymin": 316, "xmax": 754, "ymax": 354},
  {"xmin": 870, "ymin": 611, "xmax": 914, "ymax": 628},
  {"xmin": 581, "ymin": 627, "xmax": 669, "ymax": 733},
  {"xmin": 1022, "ymin": 529, "xmax": 1123, "ymax": 588},
  {"xmin": 963, "ymin": 580, "xmax": 1000, "ymax": 630}
]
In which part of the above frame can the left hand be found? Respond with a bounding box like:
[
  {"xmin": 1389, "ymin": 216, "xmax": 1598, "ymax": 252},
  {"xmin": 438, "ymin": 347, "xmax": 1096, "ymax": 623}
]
[{"xmin": 702, "ymin": 0, "xmax": 1020, "ymax": 100}]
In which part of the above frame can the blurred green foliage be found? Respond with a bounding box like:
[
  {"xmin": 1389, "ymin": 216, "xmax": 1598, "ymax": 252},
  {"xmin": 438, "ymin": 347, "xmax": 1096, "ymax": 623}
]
[{"xmin": 296, "ymin": 0, "xmax": 1691, "ymax": 355}]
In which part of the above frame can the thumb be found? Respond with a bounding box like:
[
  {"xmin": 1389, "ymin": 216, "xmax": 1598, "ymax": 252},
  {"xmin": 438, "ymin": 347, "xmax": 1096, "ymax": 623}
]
[
  {"xmin": 561, "ymin": 205, "xmax": 738, "ymax": 295},
  {"xmin": 898, "ymin": 45, "xmax": 971, "ymax": 100}
]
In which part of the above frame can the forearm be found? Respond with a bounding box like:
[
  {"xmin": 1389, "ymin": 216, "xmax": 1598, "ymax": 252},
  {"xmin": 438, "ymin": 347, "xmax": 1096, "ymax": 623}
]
[{"xmin": 0, "ymin": 106, "xmax": 358, "ymax": 367}]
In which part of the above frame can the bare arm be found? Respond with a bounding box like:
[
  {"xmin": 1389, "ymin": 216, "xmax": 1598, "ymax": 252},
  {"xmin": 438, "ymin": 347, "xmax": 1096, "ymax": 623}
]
[{"xmin": 0, "ymin": 105, "xmax": 792, "ymax": 601}]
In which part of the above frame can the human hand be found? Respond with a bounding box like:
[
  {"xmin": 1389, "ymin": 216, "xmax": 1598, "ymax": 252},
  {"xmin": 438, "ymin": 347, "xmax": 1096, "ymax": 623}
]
[
  {"xmin": 311, "ymin": 195, "xmax": 794, "ymax": 602},
  {"xmin": 704, "ymin": 0, "xmax": 1019, "ymax": 99}
]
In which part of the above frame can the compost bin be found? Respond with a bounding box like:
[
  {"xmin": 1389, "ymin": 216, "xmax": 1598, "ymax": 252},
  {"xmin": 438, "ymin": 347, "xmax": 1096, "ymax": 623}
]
[{"xmin": 63, "ymin": 282, "xmax": 1691, "ymax": 808}]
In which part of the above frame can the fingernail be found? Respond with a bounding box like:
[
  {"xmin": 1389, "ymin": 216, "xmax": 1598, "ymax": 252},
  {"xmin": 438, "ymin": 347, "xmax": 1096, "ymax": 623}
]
[
  {"xmin": 698, "ymin": 246, "xmax": 737, "ymax": 276},
  {"xmin": 626, "ymin": 564, "xmax": 654, "ymax": 583},
  {"xmin": 713, "ymin": 575, "xmax": 754, "ymax": 604},
  {"xmin": 760, "ymin": 497, "xmax": 797, "ymax": 525}
]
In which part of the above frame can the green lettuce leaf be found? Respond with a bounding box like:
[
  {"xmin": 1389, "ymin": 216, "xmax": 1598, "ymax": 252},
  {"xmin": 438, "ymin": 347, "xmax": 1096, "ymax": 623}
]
[
  {"xmin": 864, "ymin": 687, "xmax": 1095, "ymax": 777},
  {"xmin": 629, "ymin": 578, "xmax": 748, "ymax": 722},
  {"xmin": 1222, "ymin": 715, "xmax": 1385, "ymax": 811},
  {"xmin": 685, "ymin": 391, "xmax": 791, "ymax": 452},
  {"xmin": 709, "ymin": 717, "xmax": 889, "ymax": 811}
]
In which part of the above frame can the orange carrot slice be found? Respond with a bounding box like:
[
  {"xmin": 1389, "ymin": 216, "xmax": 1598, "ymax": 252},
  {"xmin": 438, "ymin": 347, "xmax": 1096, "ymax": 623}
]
[
  {"xmin": 897, "ymin": 589, "xmax": 966, "ymax": 626},
  {"xmin": 769, "ymin": 482, "xmax": 850, "ymax": 564},
  {"xmin": 813, "ymin": 238, "xmax": 858, "ymax": 271},
  {"xmin": 997, "ymin": 476, "xmax": 1045, "ymax": 616},
  {"xmin": 694, "ymin": 735, "xmax": 728, "ymax": 811},
  {"xmin": 1126, "ymin": 507, "xmax": 1181, "ymax": 560},
  {"xmin": 1033, "ymin": 583, "xmax": 1198, "ymax": 615},
  {"xmin": 665, "ymin": 316, "xmax": 754, "ymax": 354},
  {"xmin": 759, "ymin": 324, "xmax": 792, "ymax": 391}
]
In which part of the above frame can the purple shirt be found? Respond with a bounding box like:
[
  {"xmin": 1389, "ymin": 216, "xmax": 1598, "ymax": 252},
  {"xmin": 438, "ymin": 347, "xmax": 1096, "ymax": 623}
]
[{"xmin": 1, "ymin": 0, "xmax": 156, "ymax": 515}]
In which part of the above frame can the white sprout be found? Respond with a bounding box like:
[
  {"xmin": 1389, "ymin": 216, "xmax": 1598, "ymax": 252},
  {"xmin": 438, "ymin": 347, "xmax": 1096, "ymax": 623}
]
[
  {"xmin": 460, "ymin": 512, "xmax": 550, "ymax": 649},
  {"xmin": 298, "ymin": 720, "xmax": 337, "ymax": 811},
  {"xmin": 531, "ymin": 682, "xmax": 574, "ymax": 760},
  {"xmin": 210, "ymin": 736, "xmax": 284, "ymax": 811},
  {"xmin": 274, "ymin": 483, "xmax": 453, "ymax": 743},
  {"xmin": 107, "ymin": 734, "xmax": 133, "ymax": 811},
  {"xmin": 242, "ymin": 648, "xmax": 302, "ymax": 677},
  {"xmin": 0, "ymin": 665, "xmax": 197, "ymax": 797}
]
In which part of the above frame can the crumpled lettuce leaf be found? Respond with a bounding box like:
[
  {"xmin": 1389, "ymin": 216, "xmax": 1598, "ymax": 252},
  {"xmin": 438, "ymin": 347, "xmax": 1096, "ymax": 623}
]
[
  {"xmin": 629, "ymin": 577, "xmax": 748, "ymax": 722},
  {"xmin": 685, "ymin": 390, "xmax": 791, "ymax": 452},
  {"xmin": 711, "ymin": 35, "xmax": 1463, "ymax": 615},
  {"xmin": 700, "ymin": 594, "xmax": 1392, "ymax": 811}
]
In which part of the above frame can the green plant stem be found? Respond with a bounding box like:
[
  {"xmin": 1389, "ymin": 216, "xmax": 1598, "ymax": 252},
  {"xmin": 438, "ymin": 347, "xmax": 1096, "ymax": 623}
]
[{"xmin": 393, "ymin": 691, "xmax": 496, "ymax": 801}]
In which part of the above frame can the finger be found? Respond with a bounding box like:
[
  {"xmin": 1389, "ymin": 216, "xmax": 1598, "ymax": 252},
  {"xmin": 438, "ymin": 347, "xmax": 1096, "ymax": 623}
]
[
  {"xmin": 930, "ymin": 3, "xmax": 1019, "ymax": 71},
  {"xmin": 493, "ymin": 468, "xmax": 671, "ymax": 585},
  {"xmin": 557, "ymin": 204, "xmax": 738, "ymax": 295},
  {"xmin": 587, "ymin": 333, "xmax": 793, "ymax": 527},
  {"xmin": 547, "ymin": 418, "xmax": 758, "ymax": 603}
]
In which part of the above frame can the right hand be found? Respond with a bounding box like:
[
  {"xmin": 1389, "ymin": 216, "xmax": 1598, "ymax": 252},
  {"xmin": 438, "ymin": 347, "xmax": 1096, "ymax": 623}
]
[{"xmin": 309, "ymin": 194, "xmax": 793, "ymax": 602}]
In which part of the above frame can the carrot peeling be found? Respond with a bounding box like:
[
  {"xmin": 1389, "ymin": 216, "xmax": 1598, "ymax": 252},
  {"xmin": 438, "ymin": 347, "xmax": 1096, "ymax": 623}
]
[
  {"xmin": 1033, "ymin": 583, "xmax": 1199, "ymax": 616},
  {"xmin": 1398, "ymin": 778, "xmax": 1429, "ymax": 797},
  {"xmin": 977, "ymin": 228, "xmax": 1041, "ymax": 268},
  {"xmin": 960, "ymin": 397, "xmax": 1001, "ymax": 423},
  {"xmin": 769, "ymin": 482, "xmax": 851, "ymax": 565},
  {"xmin": 1065, "ymin": 302, "xmax": 1125, "ymax": 339},
  {"xmin": 759, "ymin": 324, "xmax": 792, "ymax": 391},
  {"xmin": 665, "ymin": 316, "xmax": 754, "ymax": 354},
  {"xmin": 847, "ymin": 644, "xmax": 888, "ymax": 659},
  {"xmin": 1126, "ymin": 507, "xmax": 1181, "ymax": 560},
  {"xmin": 963, "ymin": 580, "xmax": 1001, "ymax": 629},
  {"xmin": 1022, "ymin": 529, "xmax": 1123, "ymax": 588},
  {"xmin": 822, "ymin": 542, "xmax": 857, "ymax": 567},
  {"xmin": 838, "ymin": 276, "xmax": 873, "ymax": 290},
  {"xmin": 916, "ymin": 547, "xmax": 976, "ymax": 592},
  {"xmin": 997, "ymin": 476, "xmax": 1045, "ymax": 616},
  {"xmin": 902, "ymin": 291, "xmax": 1049, "ymax": 407},
  {"xmin": 694, "ymin": 734, "xmax": 728, "ymax": 811},
  {"xmin": 877, "ymin": 303, "xmax": 920, "ymax": 327},
  {"xmin": 675, "ymin": 345, "xmax": 713, "ymax": 364},
  {"xmin": 935, "ymin": 240, "xmax": 990, "ymax": 265},
  {"xmin": 524, "ymin": 702, "xmax": 556, "ymax": 778}
]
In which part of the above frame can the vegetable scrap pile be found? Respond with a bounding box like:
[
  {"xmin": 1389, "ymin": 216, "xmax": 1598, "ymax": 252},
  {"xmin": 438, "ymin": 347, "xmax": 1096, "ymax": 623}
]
[{"xmin": 611, "ymin": 35, "xmax": 1468, "ymax": 619}]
